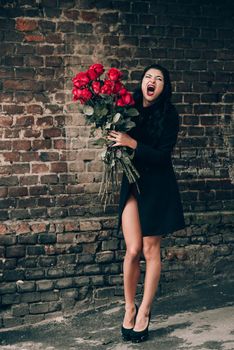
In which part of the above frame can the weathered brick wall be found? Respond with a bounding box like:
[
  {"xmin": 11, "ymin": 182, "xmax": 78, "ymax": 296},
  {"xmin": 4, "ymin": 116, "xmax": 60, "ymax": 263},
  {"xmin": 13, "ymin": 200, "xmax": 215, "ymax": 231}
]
[{"xmin": 0, "ymin": 0, "xmax": 233, "ymax": 329}]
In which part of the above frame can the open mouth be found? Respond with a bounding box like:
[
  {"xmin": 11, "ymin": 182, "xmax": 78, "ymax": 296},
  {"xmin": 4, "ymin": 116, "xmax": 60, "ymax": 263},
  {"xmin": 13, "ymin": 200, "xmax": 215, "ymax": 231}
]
[{"xmin": 147, "ymin": 85, "xmax": 155, "ymax": 96}]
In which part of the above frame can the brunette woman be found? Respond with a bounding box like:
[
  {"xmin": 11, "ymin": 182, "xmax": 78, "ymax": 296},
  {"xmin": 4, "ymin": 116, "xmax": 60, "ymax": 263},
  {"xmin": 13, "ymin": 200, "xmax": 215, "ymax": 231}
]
[{"xmin": 107, "ymin": 64, "xmax": 186, "ymax": 343}]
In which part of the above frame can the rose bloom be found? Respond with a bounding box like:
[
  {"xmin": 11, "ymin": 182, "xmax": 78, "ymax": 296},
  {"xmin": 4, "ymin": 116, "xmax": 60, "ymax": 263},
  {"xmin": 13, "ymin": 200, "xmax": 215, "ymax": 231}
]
[
  {"xmin": 92, "ymin": 81, "xmax": 101, "ymax": 94},
  {"xmin": 89, "ymin": 63, "xmax": 104, "ymax": 77},
  {"xmin": 72, "ymin": 72, "xmax": 90, "ymax": 88},
  {"xmin": 72, "ymin": 87, "xmax": 92, "ymax": 104},
  {"xmin": 107, "ymin": 67, "xmax": 122, "ymax": 81},
  {"xmin": 113, "ymin": 81, "xmax": 123, "ymax": 94},
  {"xmin": 80, "ymin": 88, "xmax": 92, "ymax": 103},
  {"xmin": 100, "ymin": 79, "xmax": 113, "ymax": 95},
  {"xmin": 116, "ymin": 92, "xmax": 135, "ymax": 106},
  {"xmin": 72, "ymin": 87, "xmax": 83, "ymax": 101},
  {"xmin": 118, "ymin": 87, "xmax": 128, "ymax": 96},
  {"xmin": 87, "ymin": 68, "xmax": 99, "ymax": 80}
]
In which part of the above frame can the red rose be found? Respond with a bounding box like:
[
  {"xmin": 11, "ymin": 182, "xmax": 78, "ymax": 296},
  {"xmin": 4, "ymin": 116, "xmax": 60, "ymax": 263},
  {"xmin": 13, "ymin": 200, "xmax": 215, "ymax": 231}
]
[
  {"xmin": 80, "ymin": 88, "xmax": 92, "ymax": 103},
  {"xmin": 122, "ymin": 92, "xmax": 134, "ymax": 105},
  {"xmin": 116, "ymin": 98, "xmax": 125, "ymax": 107},
  {"xmin": 72, "ymin": 87, "xmax": 92, "ymax": 104},
  {"xmin": 100, "ymin": 79, "xmax": 113, "ymax": 95},
  {"xmin": 118, "ymin": 87, "xmax": 128, "ymax": 96},
  {"xmin": 89, "ymin": 63, "xmax": 104, "ymax": 77},
  {"xmin": 72, "ymin": 72, "xmax": 90, "ymax": 88},
  {"xmin": 107, "ymin": 67, "xmax": 123, "ymax": 81},
  {"xmin": 72, "ymin": 87, "xmax": 83, "ymax": 101},
  {"xmin": 92, "ymin": 81, "xmax": 101, "ymax": 94},
  {"xmin": 116, "ymin": 92, "xmax": 135, "ymax": 106},
  {"xmin": 87, "ymin": 68, "xmax": 98, "ymax": 80},
  {"xmin": 113, "ymin": 81, "xmax": 123, "ymax": 94}
]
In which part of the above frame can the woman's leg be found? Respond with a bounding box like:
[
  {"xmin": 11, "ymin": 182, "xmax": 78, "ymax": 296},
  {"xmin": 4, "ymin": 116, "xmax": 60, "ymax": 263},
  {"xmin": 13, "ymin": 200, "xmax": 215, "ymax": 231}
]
[
  {"xmin": 121, "ymin": 192, "xmax": 143, "ymax": 328},
  {"xmin": 133, "ymin": 235, "xmax": 162, "ymax": 331}
]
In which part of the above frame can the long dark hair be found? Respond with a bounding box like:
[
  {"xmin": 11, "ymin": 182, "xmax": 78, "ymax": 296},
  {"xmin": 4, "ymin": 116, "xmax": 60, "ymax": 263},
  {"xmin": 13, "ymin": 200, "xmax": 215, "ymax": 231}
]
[{"xmin": 133, "ymin": 64, "xmax": 174, "ymax": 145}]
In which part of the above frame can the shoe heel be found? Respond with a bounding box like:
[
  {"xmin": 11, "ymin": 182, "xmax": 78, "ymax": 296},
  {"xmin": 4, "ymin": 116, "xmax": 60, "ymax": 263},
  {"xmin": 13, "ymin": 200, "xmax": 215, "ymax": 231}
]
[{"xmin": 121, "ymin": 304, "xmax": 138, "ymax": 341}]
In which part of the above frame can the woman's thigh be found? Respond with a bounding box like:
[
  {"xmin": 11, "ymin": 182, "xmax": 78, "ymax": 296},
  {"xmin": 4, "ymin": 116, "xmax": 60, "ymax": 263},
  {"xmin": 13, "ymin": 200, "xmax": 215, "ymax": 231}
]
[{"xmin": 121, "ymin": 192, "xmax": 142, "ymax": 250}]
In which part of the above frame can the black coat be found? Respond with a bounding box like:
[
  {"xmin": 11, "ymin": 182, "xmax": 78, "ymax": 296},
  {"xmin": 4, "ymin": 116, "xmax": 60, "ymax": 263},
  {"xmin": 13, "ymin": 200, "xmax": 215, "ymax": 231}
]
[{"xmin": 116, "ymin": 102, "xmax": 186, "ymax": 237}]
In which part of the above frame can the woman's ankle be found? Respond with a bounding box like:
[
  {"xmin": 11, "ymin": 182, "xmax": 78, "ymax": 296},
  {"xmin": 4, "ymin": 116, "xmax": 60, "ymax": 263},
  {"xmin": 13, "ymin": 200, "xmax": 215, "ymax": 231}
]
[
  {"xmin": 138, "ymin": 304, "xmax": 151, "ymax": 316},
  {"xmin": 125, "ymin": 302, "xmax": 136, "ymax": 311}
]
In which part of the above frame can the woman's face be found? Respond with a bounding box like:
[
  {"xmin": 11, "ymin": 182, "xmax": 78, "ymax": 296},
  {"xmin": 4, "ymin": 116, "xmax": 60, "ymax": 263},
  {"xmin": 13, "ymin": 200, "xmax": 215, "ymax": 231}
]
[{"xmin": 141, "ymin": 68, "xmax": 164, "ymax": 107}]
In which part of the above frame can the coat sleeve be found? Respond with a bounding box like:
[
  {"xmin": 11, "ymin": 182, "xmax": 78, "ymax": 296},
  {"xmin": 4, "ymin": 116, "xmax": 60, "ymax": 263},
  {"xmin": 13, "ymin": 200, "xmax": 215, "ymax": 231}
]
[{"xmin": 133, "ymin": 110, "xmax": 180, "ymax": 166}]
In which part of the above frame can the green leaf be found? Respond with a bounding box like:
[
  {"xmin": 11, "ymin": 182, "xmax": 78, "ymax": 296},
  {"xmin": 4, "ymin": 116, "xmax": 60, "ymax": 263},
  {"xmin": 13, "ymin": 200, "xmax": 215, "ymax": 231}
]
[
  {"xmin": 93, "ymin": 137, "xmax": 106, "ymax": 146},
  {"xmin": 113, "ymin": 113, "xmax": 122, "ymax": 123},
  {"xmin": 105, "ymin": 122, "xmax": 112, "ymax": 129},
  {"xmin": 125, "ymin": 120, "xmax": 136, "ymax": 130},
  {"xmin": 126, "ymin": 108, "xmax": 139, "ymax": 117},
  {"xmin": 83, "ymin": 105, "xmax": 94, "ymax": 116}
]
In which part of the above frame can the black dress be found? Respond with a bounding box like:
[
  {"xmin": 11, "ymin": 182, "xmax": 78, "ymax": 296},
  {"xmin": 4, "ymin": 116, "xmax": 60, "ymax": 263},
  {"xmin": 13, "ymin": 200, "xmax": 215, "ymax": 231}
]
[{"xmin": 116, "ymin": 101, "xmax": 186, "ymax": 237}]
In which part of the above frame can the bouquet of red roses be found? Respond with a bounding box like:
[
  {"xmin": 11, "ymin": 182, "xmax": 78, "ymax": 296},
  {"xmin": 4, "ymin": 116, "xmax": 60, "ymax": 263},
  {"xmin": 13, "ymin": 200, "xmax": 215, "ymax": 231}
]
[{"xmin": 72, "ymin": 63, "xmax": 140, "ymax": 211}]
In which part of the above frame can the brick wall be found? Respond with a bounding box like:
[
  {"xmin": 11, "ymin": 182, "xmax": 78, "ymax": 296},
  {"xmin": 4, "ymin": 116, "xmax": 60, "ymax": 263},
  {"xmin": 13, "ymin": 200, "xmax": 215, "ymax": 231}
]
[{"xmin": 0, "ymin": 0, "xmax": 233, "ymax": 329}]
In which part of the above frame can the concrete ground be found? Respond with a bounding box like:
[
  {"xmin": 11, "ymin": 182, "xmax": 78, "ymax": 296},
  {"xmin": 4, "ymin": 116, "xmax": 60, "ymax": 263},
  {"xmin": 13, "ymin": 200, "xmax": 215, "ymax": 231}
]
[{"xmin": 0, "ymin": 279, "xmax": 234, "ymax": 350}]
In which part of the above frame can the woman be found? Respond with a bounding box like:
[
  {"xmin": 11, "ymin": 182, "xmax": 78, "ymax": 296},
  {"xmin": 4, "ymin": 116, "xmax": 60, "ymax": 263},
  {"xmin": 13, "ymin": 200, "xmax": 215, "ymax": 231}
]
[{"xmin": 107, "ymin": 64, "xmax": 186, "ymax": 343}]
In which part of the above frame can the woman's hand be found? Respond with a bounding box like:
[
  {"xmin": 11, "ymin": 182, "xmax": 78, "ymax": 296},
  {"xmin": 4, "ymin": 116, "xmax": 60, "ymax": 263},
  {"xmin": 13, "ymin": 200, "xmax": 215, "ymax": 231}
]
[{"xmin": 107, "ymin": 130, "xmax": 137, "ymax": 150}]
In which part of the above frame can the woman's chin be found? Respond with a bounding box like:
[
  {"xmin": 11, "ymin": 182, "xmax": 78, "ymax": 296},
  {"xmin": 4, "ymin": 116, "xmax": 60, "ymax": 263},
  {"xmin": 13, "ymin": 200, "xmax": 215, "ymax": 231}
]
[{"xmin": 143, "ymin": 95, "xmax": 158, "ymax": 107}]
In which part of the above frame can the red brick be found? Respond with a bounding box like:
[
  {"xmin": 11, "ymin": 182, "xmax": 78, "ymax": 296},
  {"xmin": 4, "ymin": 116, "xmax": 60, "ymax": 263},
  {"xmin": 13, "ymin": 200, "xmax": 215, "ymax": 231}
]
[
  {"xmin": 64, "ymin": 222, "xmax": 80, "ymax": 232},
  {"xmin": 24, "ymin": 129, "xmax": 41, "ymax": 138},
  {"xmin": 0, "ymin": 67, "xmax": 14, "ymax": 78},
  {"xmin": 51, "ymin": 162, "xmax": 67, "ymax": 173},
  {"xmin": 80, "ymin": 11, "xmax": 99, "ymax": 22},
  {"xmin": 64, "ymin": 10, "xmax": 80, "ymax": 20},
  {"xmin": 12, "ymin": 140, "xmax": 31, "ymax": 151},
  {"xmin": 4, "ymin": 129, "xmax": 20, "ymax": 139},
  {"xmin": 3, "ymin": 152, "xmax": 20, "ymax": 162},
  {"xmin": 0, "ymin": 165, "xmax": 12, "ymax": 175},
  {"xmin": 13, "ymin": 222, "xmax": 31, "ymax": 234},
  {"xmin": 25, "ymin": 35, "xmax": 44, "ymax": 42},
  {"xmin": 12, "ymin": 164, "xmax": 30, "ymax": 174},
  {"xmin": 36, "ymin": 116, "xmax": 53, "ymax": 127},
  {"xmin": 0, "ymin": 92, "xmax": 13, "ymax": 103},
  {"xmin": 0, "ymin": 188, "xmax": 8, "ymax": 198},
  {"xmin": 41, "ymin": 175, "xmax": 58, "ymax": 184},
  {"xmin": 54, "ymin": 139, "xmax": 67, "ymax": 149},
  {"xmin": 26, "ymin": 105, "xmax": 43, "ymax": 115},
  {"xmin": 67, "ymin": 185, "xmax": 84, "ymax": 194},
  {"xmin": 39, "ymin": 152, "xmax": 59, "ymax": 161},
  {"xmin": 0, "ymin": 116, "xmax": 13, "ymax": 127},
  {"xmin": 57, "ymin": 233, "xmax": 76, "ymax": 243},
  {"xmin": 21, "ymin": 152, "xmax": 40, "ymax": 162},
  {"xmin": 4, "ymin": 80, "xmax": 43, "ymax": 92},
  {"xmin": 45, "ymin": 33, "xmax": 62, "ymax": 44},
  {"xmin": 8, "ymin": 187, "xmax": 28, "ymax": 197},
  {"xmin": 0, "ymin": 141, "xmax": 11, "ymax": 150},
  {"xmin": 31, "ymin": 223, "xmax": 47, "ymax": 233},
  {"xmin": 3, "ymin": 105, "xmax": 24, "ymax": 114},
  {"xmin": 32, "ymin": 140, "xmax": 52, "ymax": 150},
  {"xmin": 15, "ymin": 115, "xmax": 34, "ymax": 127},
  {"xmin": 32, "ymin": 164, "xmax": 49, "ymax": 173},
  {"xmin": 0, "ymin": 224, "xmax": 8, "ymax": 234},
  {"xmin": 43, "ymin": 128, "xmax": 62, "ymax": 138},
  {"xmin": 16, "ymin": 18, "xmax": 38, "ymax": 32},
  {"xmin": 20, "ymin": 176, "xmax": 38, "ymax": 186}
]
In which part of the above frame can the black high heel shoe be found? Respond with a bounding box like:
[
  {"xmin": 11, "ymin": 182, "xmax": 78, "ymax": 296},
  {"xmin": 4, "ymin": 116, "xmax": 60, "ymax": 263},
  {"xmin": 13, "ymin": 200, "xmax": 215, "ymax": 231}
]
[
  {"xmin": 121, "ymin": 304, "xmax": 138, "ymax": 341},
  {"xmin": 130, "ymin": 310, "xmax": 151, "ymax": 343}
]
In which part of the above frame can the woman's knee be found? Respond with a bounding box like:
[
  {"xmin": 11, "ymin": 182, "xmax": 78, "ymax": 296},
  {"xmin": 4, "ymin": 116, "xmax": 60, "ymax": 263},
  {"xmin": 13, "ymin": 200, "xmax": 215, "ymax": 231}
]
[
  {"xmin": 125, "ymin": 245, "xmax": 142, "ymax": 260},
  {"xmin": 143, "ymin": 237, "xmax": 161, "ymax": 261}
]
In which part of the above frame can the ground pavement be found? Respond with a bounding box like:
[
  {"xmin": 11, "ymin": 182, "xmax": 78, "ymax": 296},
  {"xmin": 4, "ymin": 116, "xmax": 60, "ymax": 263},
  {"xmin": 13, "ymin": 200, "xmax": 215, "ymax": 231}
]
[{"xmin": 0, "ymin": 279, "xmax": 233, "ymax": 350}]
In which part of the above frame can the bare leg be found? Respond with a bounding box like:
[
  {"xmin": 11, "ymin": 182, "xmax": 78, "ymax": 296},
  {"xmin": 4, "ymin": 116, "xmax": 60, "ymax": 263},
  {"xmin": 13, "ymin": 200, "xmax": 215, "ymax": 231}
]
[
  {"xmin": 133, "ymin": 235, "xmax": 162, "ymax": 331},
  {"xmin": 122, "ymin": 192, "xmax": 142, "ymax": 328}
]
